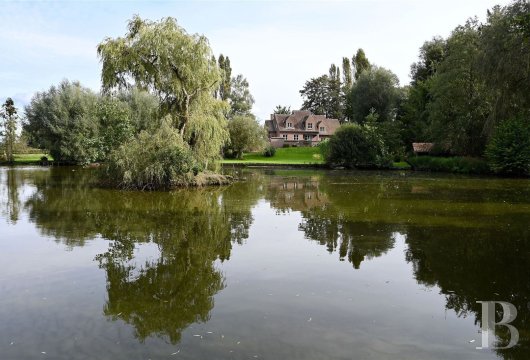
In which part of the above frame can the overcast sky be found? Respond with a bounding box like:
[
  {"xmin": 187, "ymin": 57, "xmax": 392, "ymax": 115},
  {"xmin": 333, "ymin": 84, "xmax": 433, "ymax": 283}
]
[{"xmin": 0, "ymin": 0, "xmax": 512, "ymax": 121}]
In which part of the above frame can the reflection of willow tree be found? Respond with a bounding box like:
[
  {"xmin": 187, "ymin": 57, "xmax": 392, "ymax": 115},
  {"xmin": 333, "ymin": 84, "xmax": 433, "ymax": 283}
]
[
  {"xmin": 405, "ymin": 220, "xmax": 530, "ymax": 358},
  {"xmin": 24, "ymin": 167, "xmax": 263, "ymax": 344},
  {"xmin": 265, "ymin": 172, "xmax": 399, "ymax": 269},
  {"xmin": 96, "ymin": 197, "xmax": 231, "ymax": 344}
]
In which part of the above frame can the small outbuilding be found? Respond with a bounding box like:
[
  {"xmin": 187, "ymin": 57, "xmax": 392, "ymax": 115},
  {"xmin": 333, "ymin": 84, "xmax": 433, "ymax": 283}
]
[{"xmin": 412, "ymin": 142, "xmax": 435, "ymax": 155}]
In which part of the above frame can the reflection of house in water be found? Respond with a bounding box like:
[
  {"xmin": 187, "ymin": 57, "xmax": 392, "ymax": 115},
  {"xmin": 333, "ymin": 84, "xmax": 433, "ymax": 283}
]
[{"xmin": 267, "ymin": 177, "xmax": 329, "ymax": 212}]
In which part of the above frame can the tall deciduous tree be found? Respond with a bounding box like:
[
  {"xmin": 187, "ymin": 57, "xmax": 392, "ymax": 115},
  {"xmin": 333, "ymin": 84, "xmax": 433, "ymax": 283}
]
[
  {"xmin": 24, "ymin": 80, "xmax": 100, "ymax": 164},
  {"xmin": 274, "ymin": 105, "xmax": 291, "ymax": 114},
  {"xmin": 410, "ymin": 37, "xmax": 446, "ymax": 84},
  {"xmin": 218, "ymin": 54, "xmax": 232, "ymax": 101},
  {"xmin": 0, "ymin": 98, "xmax": 18, "ymax": 162},
  {"xmin": 300, "ymin": 71, "xmax": 344, "ymax": 121},
  {"xmin": 97, "ymin": 16, "xmax": 228, "ymax": 168},
  {"xmin": 479, "ymin": 0, "xmax": 530, "ymax": 128},
  {"xmin": 300, "ymin": 75, "xmax": 331, "ymax": 116},
  {"xmin": 346, "ymin": 67, "xmax": 400, "ymax": 124},
  {"xmin": 341, "ymin": 57, "xmax": 353, "ymax": 90},
  {"xmin": 328, "ymin": 64, "xmax": 343, "ymax": 120},
  {"xmin": 353, "ymin": 48, "xmax": 371, "ymax": 80},
  {"xmin": 225, "ymin": 115, "xmax": 266, "ymax": 159},
  {"xmin": 400, "ymin": 37, "xmax": 446, "ymax": 147},
  {"xmin": 228, "ymin": 74, "xmax": 254, "ymax": 117},
  {"xmin": 427, "ymin": 20, "xmax": 491, "ymax": 156}
]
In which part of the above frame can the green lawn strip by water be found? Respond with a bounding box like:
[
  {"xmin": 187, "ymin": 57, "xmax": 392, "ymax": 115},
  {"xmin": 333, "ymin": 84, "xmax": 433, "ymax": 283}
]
[
  {"xmin": 222, "ymin": 147, "xmax": 410, "ymax": 169},
  {"xmin": 222, "ymin": 147, "xmax": 325, "ymax": 165},
  {"xmin": 1, "ymin": 153, "xmax": 54, "ymax": 165},
  {"xmin": 392, "ymin": 161, "xmax": 412, "ymax": 170},
  {"xmin": 406, "ymin": 156, "xmax": 489, "ymax": 174}
]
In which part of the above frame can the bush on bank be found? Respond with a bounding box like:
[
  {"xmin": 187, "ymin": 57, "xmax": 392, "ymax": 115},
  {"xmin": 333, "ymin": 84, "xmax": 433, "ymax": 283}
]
[
  {"xmin": 104, "ymin": 120, "xmax": 199, "ymax": 190},
  {"xmin": 407, "ymin": 156, "xmax": 490, "ymax": 174},
  {"xmin": 485, "ymin": 116, "xmax": 530, "ymax": 177},
  {"xmin": 325, "ymin": 123, "xmax": 392, "ymax": 169}
]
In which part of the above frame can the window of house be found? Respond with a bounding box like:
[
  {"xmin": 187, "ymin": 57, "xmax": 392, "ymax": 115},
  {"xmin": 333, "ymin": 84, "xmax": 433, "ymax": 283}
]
[
  {"xmin": 287, "ymin": 122, "xmax": 292, "ymax": 128},
  {"xmin": 307, "ymin": 123, "xmax": 313, "ymax": 129},
  {"xmin": 304, "ymin": 135, "xmax": 311, "ymax": 141},
  {"xmin": 320, "ymin": 127, "xmax": 325, "ymax": 132},
  {"xmin": 294, "ymin": 134, "xmax": 299, "ymax": 141},
  {"xmin": 282, "ymin": 134, "xmax": 288, "ymax": 140}
]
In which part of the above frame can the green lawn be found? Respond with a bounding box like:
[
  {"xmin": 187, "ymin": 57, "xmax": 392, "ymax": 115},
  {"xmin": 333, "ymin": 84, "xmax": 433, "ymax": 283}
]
[
  {"xmin": 222, "ymin": 147, "xmax": 324, "ymax": 165},
  {"xmin": 392, "ymin": 161, "xmax": 412, "ymax": 170},
  {"xmin": 1, "ymin": 153, "xmax": 54, "ymax": 164},
  {"xmin": 222, "ymin": 147, "xmax": 411, "ymax": 169}
]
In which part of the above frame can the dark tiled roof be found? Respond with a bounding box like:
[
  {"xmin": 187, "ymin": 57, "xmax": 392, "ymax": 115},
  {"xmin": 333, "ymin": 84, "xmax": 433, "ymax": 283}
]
[
  {"xmin": 323, "ymin": 118, "xmax": 340, "ymax": 133},
  {"xmin": 412, "ymin": 143, "xmax": 435, "ymax": 153},
  {"xmin": 271, "ymin": 110, "xmax": 339, "ymax": 133}
]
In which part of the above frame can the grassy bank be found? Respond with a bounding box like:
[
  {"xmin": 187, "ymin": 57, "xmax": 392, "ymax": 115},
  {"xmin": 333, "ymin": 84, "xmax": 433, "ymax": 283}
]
[
  {"xmin": 222, "ymin": 147, "xmax": 325, "ymax": 166},
  {"xmin": 222, "ymin": 147, "xmax": 412, "ymax": 169},
  {"xmin": 407, "ymin": 156, "xmax": 490, "ymax": 174},
  {"xmin": 0, "ymin": 153, "xmax": 53, "ymax": 165}
]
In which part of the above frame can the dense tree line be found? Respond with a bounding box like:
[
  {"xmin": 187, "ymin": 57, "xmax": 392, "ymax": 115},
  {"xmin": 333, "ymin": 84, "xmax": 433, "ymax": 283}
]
[
  {"xmin": 309, "ymin": 0, "xmax": 529, "ymax": 175},
  {"xmin": 24, "ymin": 81, "xmax": 159, "ymax": 165},
  {"xmin": 21, "ymin": 16, "xmax": 264, "ymax": 186},
  {"xmin": 401, "ymin": 0, "xmax": 529, "ymax": 175}
]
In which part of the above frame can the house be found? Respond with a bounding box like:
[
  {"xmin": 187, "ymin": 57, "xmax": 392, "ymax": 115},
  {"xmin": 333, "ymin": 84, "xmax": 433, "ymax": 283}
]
[
  {"xmin": 265, "ymin": 110, "xmax": 340, "ymax": 147},
  {"xmin": 412, "ymin": 142, "xmax": 435, "ymax": 155}
]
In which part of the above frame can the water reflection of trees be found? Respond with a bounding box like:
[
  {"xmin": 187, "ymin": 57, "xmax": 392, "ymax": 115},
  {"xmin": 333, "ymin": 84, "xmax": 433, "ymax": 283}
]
[
  {"xmin": 265, "ymin": 170, "xmax": 530, "ymax": 358},
  {"xmin": 23, "ymin": 167, "xmax": 262, "ymax": 343},
  {"xmin": 405, "ymin": 224, "xmax": 530, "ymax": 359},
  {"xmin": 264, "ymin": 172, "xmax": 398, "ymax": 269},
  {"xmin": 16, "ymin": 167, "xmax": 530, "ymax": 354}
]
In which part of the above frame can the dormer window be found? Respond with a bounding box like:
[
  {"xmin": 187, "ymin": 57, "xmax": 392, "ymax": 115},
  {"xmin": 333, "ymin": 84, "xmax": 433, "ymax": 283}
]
[
  {"xmin": 307, "ymin": 123, "xmax": 313, "ymax": 129},
  {"xmin": 320, "ymin": 127, "xmax": 325, "ymax": 132},
  {"xmin": 287, "ymin": 122, "xmax": 293, "ymax": 128}
]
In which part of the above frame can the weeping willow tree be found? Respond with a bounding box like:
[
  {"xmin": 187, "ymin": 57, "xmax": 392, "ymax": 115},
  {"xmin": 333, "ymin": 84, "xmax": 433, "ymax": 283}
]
[{"xmin": 97, "ymin": 16, "xmax": 229, "ymax": 187}]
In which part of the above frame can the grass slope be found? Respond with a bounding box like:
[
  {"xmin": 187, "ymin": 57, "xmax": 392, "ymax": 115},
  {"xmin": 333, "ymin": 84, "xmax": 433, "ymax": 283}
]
[
  {"xmin": 222, "ymin": 147, "xmax": 324, "ymax": 165},
  {"xmin": 0, "ymin": 153, "xmax": 53, "ymax": 165},
  {"xmin": 222, "ymin": 147, "xmax": 411, "ymax": 169}
]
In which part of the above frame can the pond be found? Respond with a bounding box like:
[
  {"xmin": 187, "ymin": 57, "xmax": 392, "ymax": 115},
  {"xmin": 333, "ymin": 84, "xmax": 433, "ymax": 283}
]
[{"xmin": 0, "ymin": 166, "xmax": 529, "ymax": 359}]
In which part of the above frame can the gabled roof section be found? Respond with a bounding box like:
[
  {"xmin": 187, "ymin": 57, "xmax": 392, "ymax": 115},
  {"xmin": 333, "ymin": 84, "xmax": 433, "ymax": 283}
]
[
  {"xmin": 269, "ymin": 110, "xmax": 340, "ymax": 133},
  {"xmin": 322, "ymin": 118, "xmax": 340, "ymax": 133},
  {"xmin": 412, "ymin": 143, "xmax": 435, "ymax": 153}
]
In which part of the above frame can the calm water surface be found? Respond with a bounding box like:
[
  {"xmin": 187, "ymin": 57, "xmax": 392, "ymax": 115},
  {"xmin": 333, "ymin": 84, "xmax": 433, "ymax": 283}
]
[{"xmin": 0, "ymin": 166, "xmax": 529, "ymax": 359}]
